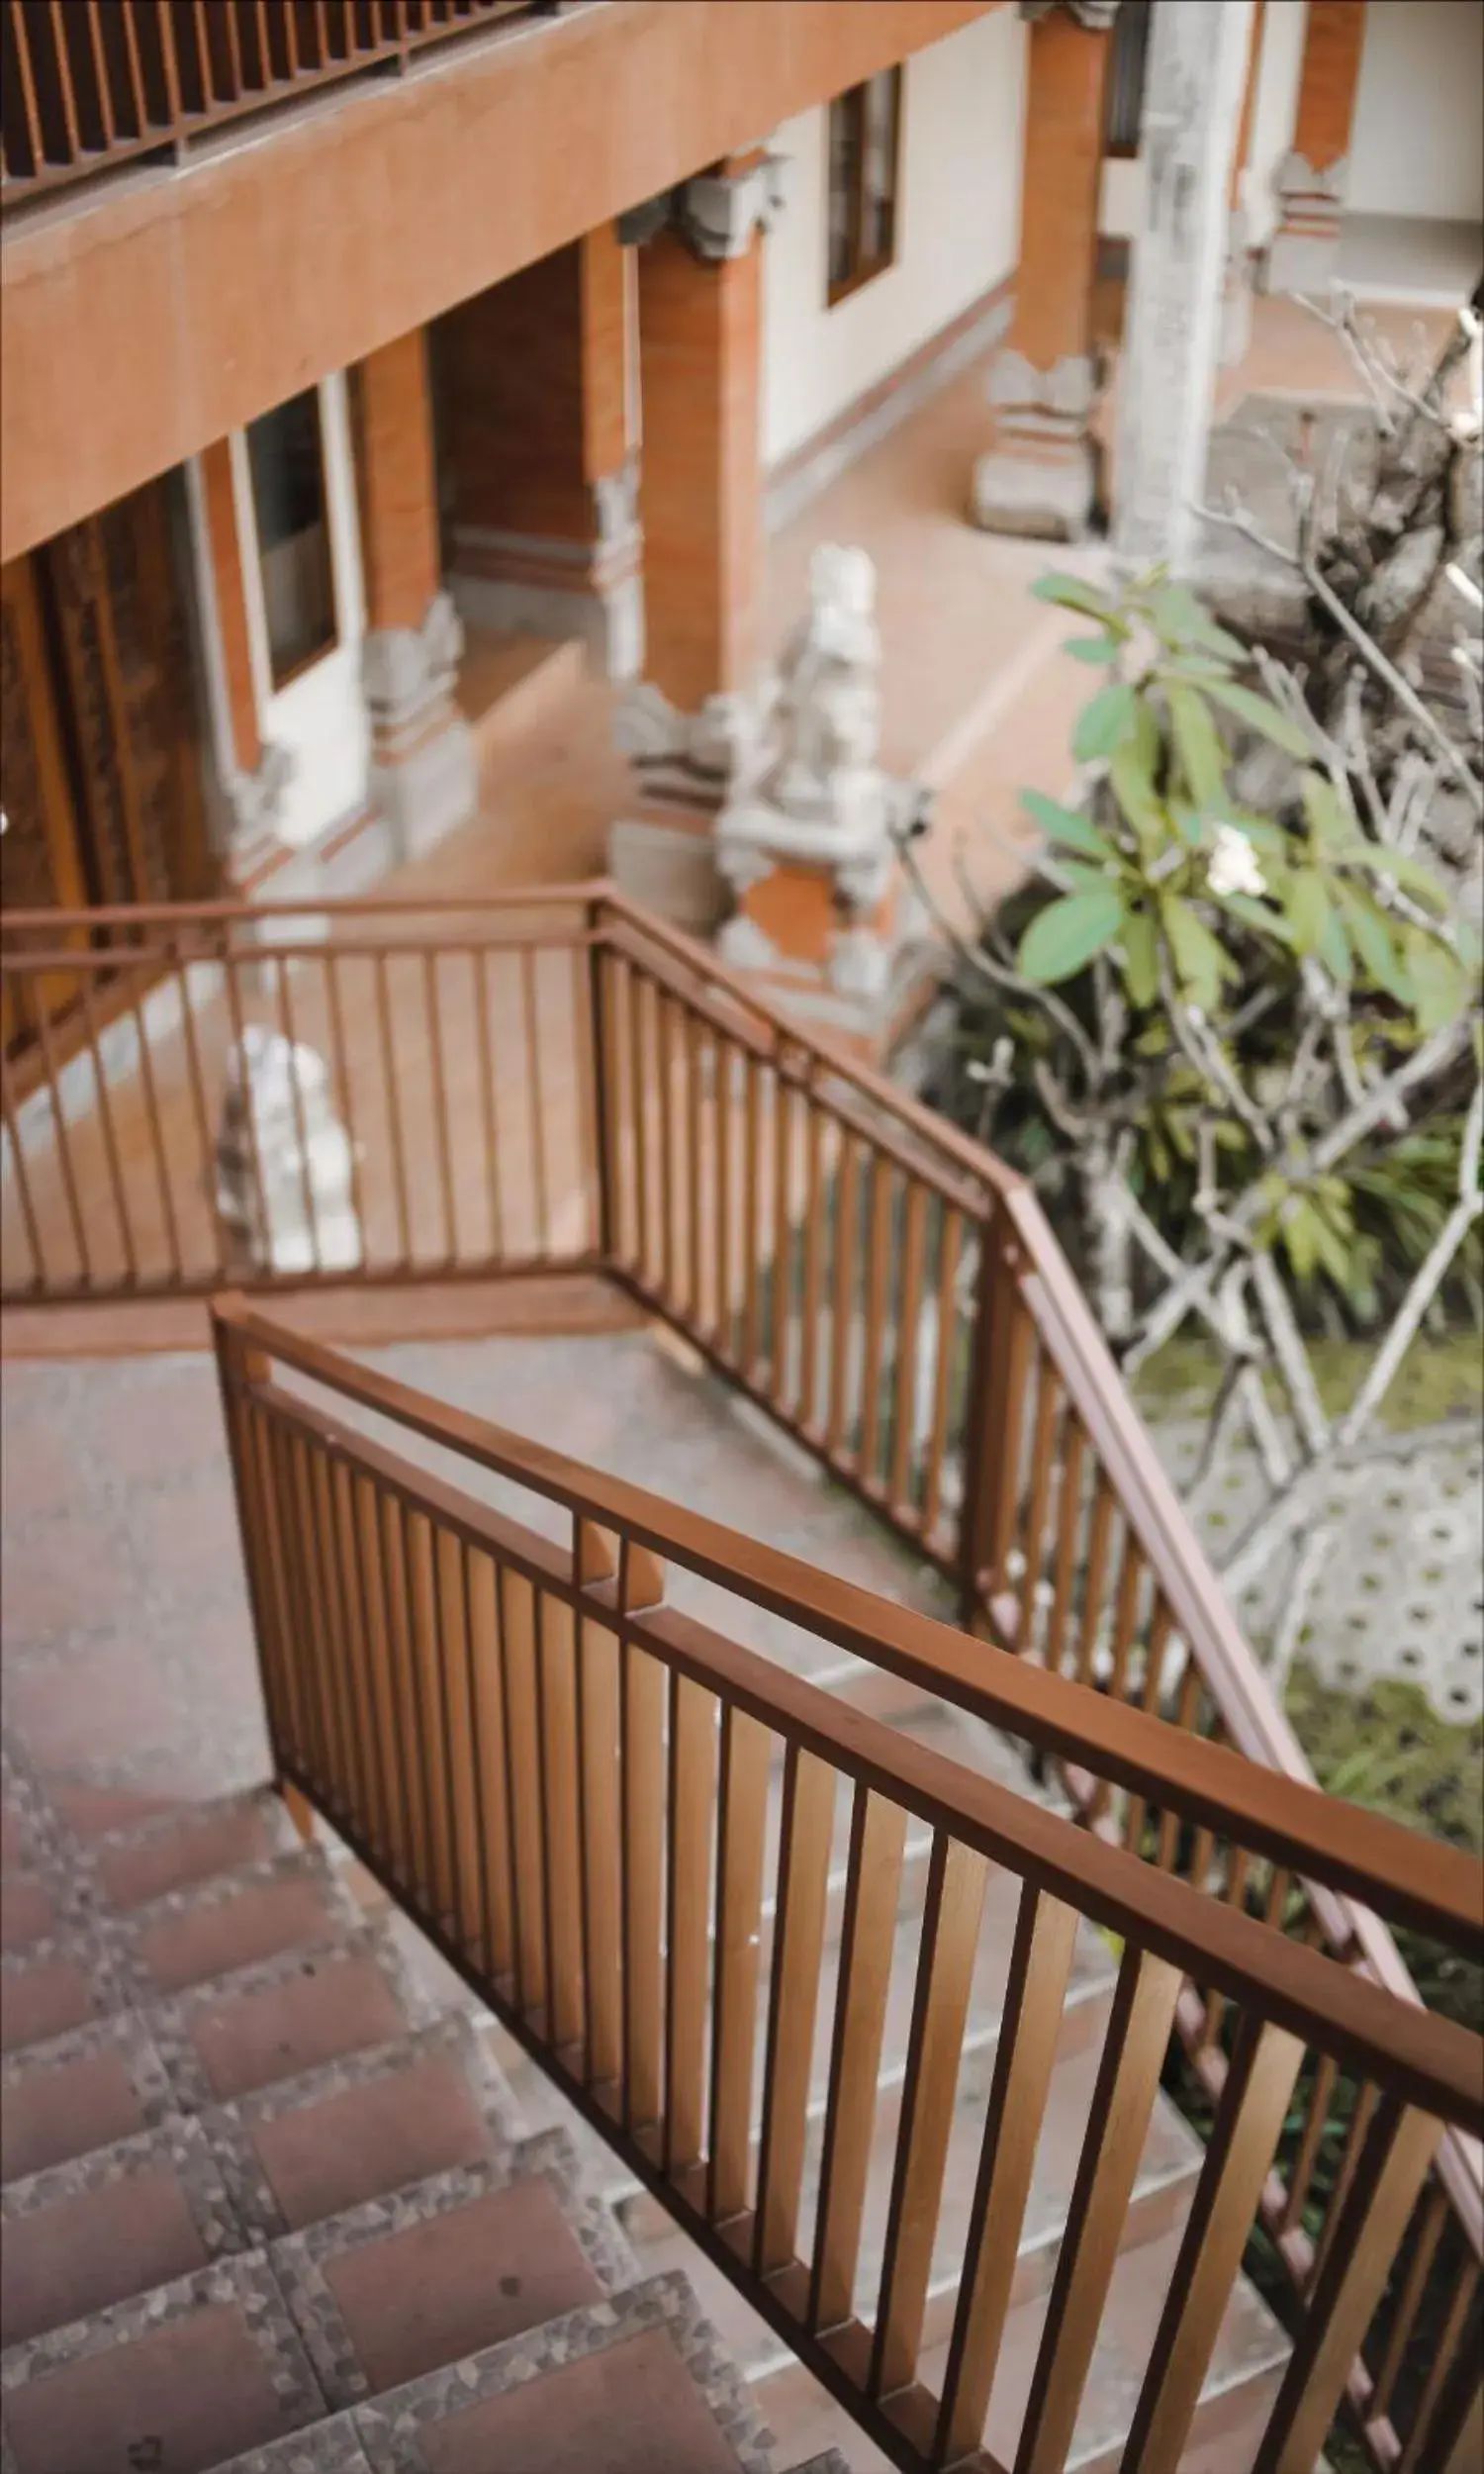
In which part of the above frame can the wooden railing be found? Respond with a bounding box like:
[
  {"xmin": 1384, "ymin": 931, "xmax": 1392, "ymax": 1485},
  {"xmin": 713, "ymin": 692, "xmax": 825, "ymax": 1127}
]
[
  {"xmin": 8, "ymin": 884, "xmax": 1483, "ymax": 2466},
  {"xmin": 0, "ymin": 0, "xmax": 553, "ymax": 209},
  {"xmin": 214, "ymin": 1297, "xmax": 1484, "ymax": 2474}
]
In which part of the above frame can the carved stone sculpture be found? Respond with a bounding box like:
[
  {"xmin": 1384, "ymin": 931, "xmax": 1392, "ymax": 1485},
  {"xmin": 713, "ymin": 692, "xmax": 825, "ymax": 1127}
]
[
  {"xmin": 710, "ymin": 544, "xmax": 931, "ymax": 1025},
  {"xmin": 215, "ymin": 1025, "xmax": 362, "ymax": 1275}
]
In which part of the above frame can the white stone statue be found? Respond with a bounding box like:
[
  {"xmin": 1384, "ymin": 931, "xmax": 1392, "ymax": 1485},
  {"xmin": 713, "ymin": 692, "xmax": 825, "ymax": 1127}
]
[
  {"xmin": 713, "ymin": 544, "xmax": 929, "ymax": 1005},
  {"xmin": 215, "ymin": 1026, "xmax": 362, "ymax": 1275},
  {"xmin": 762, "ymin": 542, "xmax": 883, "ymax": 817}
]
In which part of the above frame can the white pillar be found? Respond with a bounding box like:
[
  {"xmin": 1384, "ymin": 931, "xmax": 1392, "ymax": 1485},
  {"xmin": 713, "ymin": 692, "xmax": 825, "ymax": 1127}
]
[{"xmin": 1113, "ymin": 0, "xmax": 1254, "ymax": 576}]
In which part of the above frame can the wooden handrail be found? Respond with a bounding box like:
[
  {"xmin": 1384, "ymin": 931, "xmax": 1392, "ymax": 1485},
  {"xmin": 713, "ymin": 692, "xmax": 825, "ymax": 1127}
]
[
  {"xmin": 215, "ymin": 1295, "xmax": 1483, "ymax": 1958},
  {"xmin": 215, "ymin": 1300, "xmax": 1484, "ymax": 2473},
  {"xmin": 240, "ymin": 1351, "xmax": 1484, "ymax": 2132}
]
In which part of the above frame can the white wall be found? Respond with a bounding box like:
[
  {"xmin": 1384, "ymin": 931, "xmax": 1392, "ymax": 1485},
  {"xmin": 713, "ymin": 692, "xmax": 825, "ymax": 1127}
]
[
  {"xmin": 1244, "ymin": 0, "xmax": 1308, "ymax": 246},
  {"xmin": 762, "ymin": 8, "xmax": 1026, "ymax": 468},
  {"xmin": 1348, "ymin": 0, "xmax": 1484, "ymax": 224},
  {"xmin": 1099, "ymin": 154, "xmax": 1145, "ymax": 243}
]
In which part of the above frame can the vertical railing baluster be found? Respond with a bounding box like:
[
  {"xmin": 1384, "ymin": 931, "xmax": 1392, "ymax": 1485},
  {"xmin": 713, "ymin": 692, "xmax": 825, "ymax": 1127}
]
[
  {"xmin": 521, "ymin": 946, "xmax": 550, "ymax": 1257},
  {"xmin": 33, "ymin": 1001, "xmax": 92, "ymax": 1287},
  {"xmin": 473, "ymin": 945, "xmax": 504, "ymax": 1266},
  {"xmin": 753, "ymin": 1747, "xmax": 835, "ymax": 2276},
  {"xmin": 706, "ymin": 1701, "xmax": 771, "ymax": 2226},
  {"xmin": 79, "ymin": 980, "xmax": 139, "ymax": 1287},
  {"xmin": 374, "ymin": 950, "xmax": 413, "ymax": 1268},
  {"xmin": 274, "ymin": 955, "xmax": 322, "ymax": 1280},
  {"xmin": 857, "ymin": 1152, "xmax": 891, "ymax": 1483},
  {"xmin": 0, "ymin": 1039, "xmax": 46, "ymax": 1291},
  {"xmin": 920, "ymin": 1203, "xmax": 963, "ymax": 1548},
  {"xmin": 663, "ymin": 1669, "xmax": 715, "ymax": 2177},
  {"xmin": 769, "ymin": 1058, "xmax": 794, "ymax": 1410},
  {"xmin": 423, "ymin": 949, "xmax": 458, "ymax": 1267},
  {"xmin": 809, "ymin": 1785, "xmax": 905, "ymax": 2332}
]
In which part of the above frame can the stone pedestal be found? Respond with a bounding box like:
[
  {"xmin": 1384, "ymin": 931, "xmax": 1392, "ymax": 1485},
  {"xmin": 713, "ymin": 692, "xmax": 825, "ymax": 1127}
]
[
  {"xmin": 363, "ymin": 591, "xmax": 477, "ymax": 865},
  {"xmin": 972, "ymin": 351, "xmax": 1101, "ymax": 541},
  {"xmin": 1265, "ymin": 150, "xmax": 1349, "ymax": 293}
]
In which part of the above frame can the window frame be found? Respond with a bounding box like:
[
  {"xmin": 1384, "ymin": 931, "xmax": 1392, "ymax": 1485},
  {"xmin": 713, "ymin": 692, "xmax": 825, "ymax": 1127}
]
[
  {"xmin": 825, "ymin": 66, "xmax": 903, "ymax": 309},
  {"xmin": 243, "ymin": 384, "xmax": 340, "ymax": 696}
]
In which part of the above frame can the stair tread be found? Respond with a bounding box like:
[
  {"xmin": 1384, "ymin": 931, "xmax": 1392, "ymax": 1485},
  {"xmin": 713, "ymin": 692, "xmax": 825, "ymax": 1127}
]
[
  {"xmin": 347, "ymin": 2271, "xmax": 778, "ymax": 2474},
  {"xmin": 90, "ymin": 1788, "xmax": 297, "ymax": 1913},
  {"xmin": 1, "ymin": 2012, "xmax": 177, "ymax": 2184},
  {"xmin": 146, "ymin": 1925, "xmax": 430, "ymax": 2111},
  {"xmin": 205, "ymin": 2014, "xmax": 518, "ymax": 2240},
  {"xmin": 123, "ymin": 1849, "xmax": 362, "ymax": 2001},
  {"xmin": 0, "ymin": 2249, "xmax": 324, "ymax": 2474},
  {"xmin": 0, "ymin": 2115, "xmax": 246, "ymax": 2351},
  {"xmin": 269, "ymin": 2134, "xmax": 635, "ymax": 2411},
  {"xmin": 209, "ymin": 2418, "xmax": 374, "ymax": 2474}
]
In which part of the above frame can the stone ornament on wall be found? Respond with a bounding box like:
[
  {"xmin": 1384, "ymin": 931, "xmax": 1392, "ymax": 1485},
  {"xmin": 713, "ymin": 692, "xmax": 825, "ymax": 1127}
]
[
  {"xmin": 215, "ymin": 1026, "xmax": 362, "ymax": 1276},
  {"xmin": 361, "ymin": 588, "xmax": 465, "ymax": 753},
  {"xmin": 227, "ymin": 740, "xmax": 295, "ymax": 854},
  {"xmin": 616, "ymin": 156, "xmax": 788, "ymax": 265}
]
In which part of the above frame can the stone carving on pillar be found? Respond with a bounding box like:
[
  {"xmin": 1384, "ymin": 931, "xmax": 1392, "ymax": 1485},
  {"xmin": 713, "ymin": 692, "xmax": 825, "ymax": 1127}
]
[
  {"xmin": 1265, "ymin": 147, "xmax": 1351, "ymax": 294},
  {"xmin": 616, "ymin": 156, "xmax": 788, "ymax": 264},
  {"xmin": 362, "ymin": 589, "xmax": 476, "ymax": 865},
  {"xmin": 225, "ymin": 739, "xmax": 295, "ymax": 859},
  {"xmin": 973, "ymin": 349, "xmax": 1102, "ymax": 541},
  {"xmin": 215, "ymin": 1027, "xmax": 363, "ymax": 1275},
  {"xmin": 710, "ymin": 545, "xmax": 931, "ymax": 1032},
  {"xmin": 1019, "ymin": 0, "xmax": 1121, "ymax": 23}
]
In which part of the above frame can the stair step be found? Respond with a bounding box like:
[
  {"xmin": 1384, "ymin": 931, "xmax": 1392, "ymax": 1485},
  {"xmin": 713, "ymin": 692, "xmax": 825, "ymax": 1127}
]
[
  {"xmin": 1, "ymin": 2013, "xmax": 177, "ymax": 2185},
  {"xmin": 122, "ymin": 1850, "xmax": 362, "ymax": 2002},
  {"xmin": 0, "ymin": 1927, "xmax": 132, "ymax": 2055},
  {"xmin": 269, "ymin": 2133, "xmax": 634, "ymax": 2411},
  {"xmin": 0, "ymin": 1872, "xmax": 69, "ymax": 1959},
  {"xmin": 90, "ymin": 1787, "xmax": 296, "ymax": 1913},
  {"xmin": 933, "ymin": 2213, "xmax": 1291, "ymax": 2472},
  {"xmin": 210, "ymin": 2419, "xmax": 374, "ymax": 2474},
  {"xmin": 206, "ymin": 2014, "xmax": 519, "ymax": 2241},
  {"xmin": 347, "ymin": 2270, "xmax": 778, "ymax": 2474},
  {"xmin": 146, "ymin": 1925, "xmax": 429, "ymax": 2111},
  {"xmin": 0, "ymin": 2116, "xmax": 245, "ymax": 2350},
  {"xmin": 0, "ymin": 2249, "xmax": 324, "ymax": 2474},
  {"xmin": 618, "ymin": 1982, "xmax": 1202, "ymax": 2376}
]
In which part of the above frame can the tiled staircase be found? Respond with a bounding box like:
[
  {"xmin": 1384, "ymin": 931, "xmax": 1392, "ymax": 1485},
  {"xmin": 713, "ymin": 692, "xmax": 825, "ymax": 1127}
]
[
  {"xmin": 2, "ymin": 1666, "xmax": 1295, "ymax": 2471},
  {"xmin": 0, "ymin": 1765, "xmax": 845, "ymax": 2474},
  {"xmin": 479, "ymin": 1685, "xmax": 1295, "ymax": 2474}
]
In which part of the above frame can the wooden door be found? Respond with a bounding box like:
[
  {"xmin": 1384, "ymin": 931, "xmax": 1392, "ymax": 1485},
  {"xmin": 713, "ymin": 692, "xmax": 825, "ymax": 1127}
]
[
  {"xmin": 0, "ymin": 557, "xmax": 90, "ymax": 1057},
  {"xmin": 43, "ymin": 474, "xmax": 217, "ymax": 909}
]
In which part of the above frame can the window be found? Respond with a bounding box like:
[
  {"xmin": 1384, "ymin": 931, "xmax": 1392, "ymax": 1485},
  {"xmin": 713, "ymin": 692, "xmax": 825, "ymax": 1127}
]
[
  {"xmin": 246, "ymin": 389, "xmax": 337, "ymax": 690},
  {"xmin": 827, "ymin": 69, "xmax": 901, "ymax": 305},
  {"xmin": 1104, "ymin": 0, "xmax": 1152, "ymax": 158}
]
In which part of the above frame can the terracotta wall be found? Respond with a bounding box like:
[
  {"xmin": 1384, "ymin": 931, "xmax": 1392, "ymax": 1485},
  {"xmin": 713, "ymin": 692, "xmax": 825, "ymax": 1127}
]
[
  {"xmin": 1, "ymin": 0, "xmax": 999, "ymax": 563},
  {"xmin": 436, "ymin": 248, "xmax": 591, "ymax": 544}
]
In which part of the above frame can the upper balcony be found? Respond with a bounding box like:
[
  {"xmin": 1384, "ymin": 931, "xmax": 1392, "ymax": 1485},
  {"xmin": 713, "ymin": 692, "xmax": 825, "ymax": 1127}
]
[{"xmin": 0, "ymin": 0, "xmax": 549, "ymax": 217}]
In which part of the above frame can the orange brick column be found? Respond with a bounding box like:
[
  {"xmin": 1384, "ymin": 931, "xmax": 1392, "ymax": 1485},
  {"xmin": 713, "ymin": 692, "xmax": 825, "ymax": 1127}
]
[
  {"xmin": 438, "ymin": 230, "xmax": 641, "ymax": 677},
  {"xmin": 353, "ymin": 327, "xmax": 475, "ymax": 863},
  {"xmin": 634, "ymin": 177, "xmax": 767, "ymax": 714},
  {"xmin": 1265, "ymin": 0, "xmax": 1367, "ymax": 293},
  {"xmin": 610, "ymin": 154, "xmax": 783, "ymax": 928},
  {"xmin": 972, "ymin": 1, "xmax": 1116, "ymax": 541}
]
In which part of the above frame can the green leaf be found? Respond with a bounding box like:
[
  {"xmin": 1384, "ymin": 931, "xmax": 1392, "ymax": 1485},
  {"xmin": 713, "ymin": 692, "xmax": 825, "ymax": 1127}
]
[
  {"xmin": 1063, "ymin": 632, "xmax": 1122, "ymax": 664},
  {"xmin": 1017, "ymin": 883, "xmax": 1127, "ymax": 984},
  {"xmin": 1286, "ymin": 868, "xmax": 1333, "ymax": 958},
  {"xmin": 1405, "ymin": 931, "xmax": 1467, "ymax": 1034},
  {"xmin": 1166, "ymin": 683, "xmax": 1228, "ymax": 810},
  {"xmin": 1281, "ymin": 1199, "xmax": 1320, "ymax": 1285},
  {"xmin": 1300, "ymin": 771, "xmax": 1364, "ymax": 853},
  {"xmin": 1318, "ymin": 904, "xmax": 1352, "ymax": 985},
  {"xmin": 1120, "ymin": 908, "xmax": 1159, "ymax": 1007},
  {"xmin": 1215, "ymin": 890, "xmax": 1295, "ymax": 945},
  {"xmin": 1031, "ymin": 572, "xmax": 1116, "ymax": 621},
  {"xmin": 1204, "ymin": 680, "xmax": 1314, "ymax": 759},
  {"xmin": 1168, "ymin": 801, "xmax": 1208, "ymax": 848},
  {"xmin": 1364, "ymin": 844, "xmax": 1451, "ymax": 916},
  {"xmin": 1109, "ymin": 738, "xmax": 1165, "ymax": 848},
  {"xmin": 1058, "ymin": 860, "xmax": 1119, "ymax": 896},
  {"xmin": 1148, "ymin": 584, "xmax": 1248, "ymax": 662},
  {"xmin": 1019, "ymin": 789, "xmax": 1114, "ymax": 859},
  {"xmin": 1072, "ymin": 682, "xmax": 1139, "ymax": 763},
  {"xmin": 1339, "ymin": 885, "xmax": 1412, "ymax": 1001},
  {"xmin": 1160, "ymin": 896, "xmax": 1228, "ymax": 1012}
]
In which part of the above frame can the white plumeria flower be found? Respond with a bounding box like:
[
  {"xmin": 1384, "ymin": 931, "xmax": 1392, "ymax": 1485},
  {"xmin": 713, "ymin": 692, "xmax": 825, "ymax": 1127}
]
[{"xmin": 1206, "ymin": 821, "xmax": 1267, "ymax": 901}]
